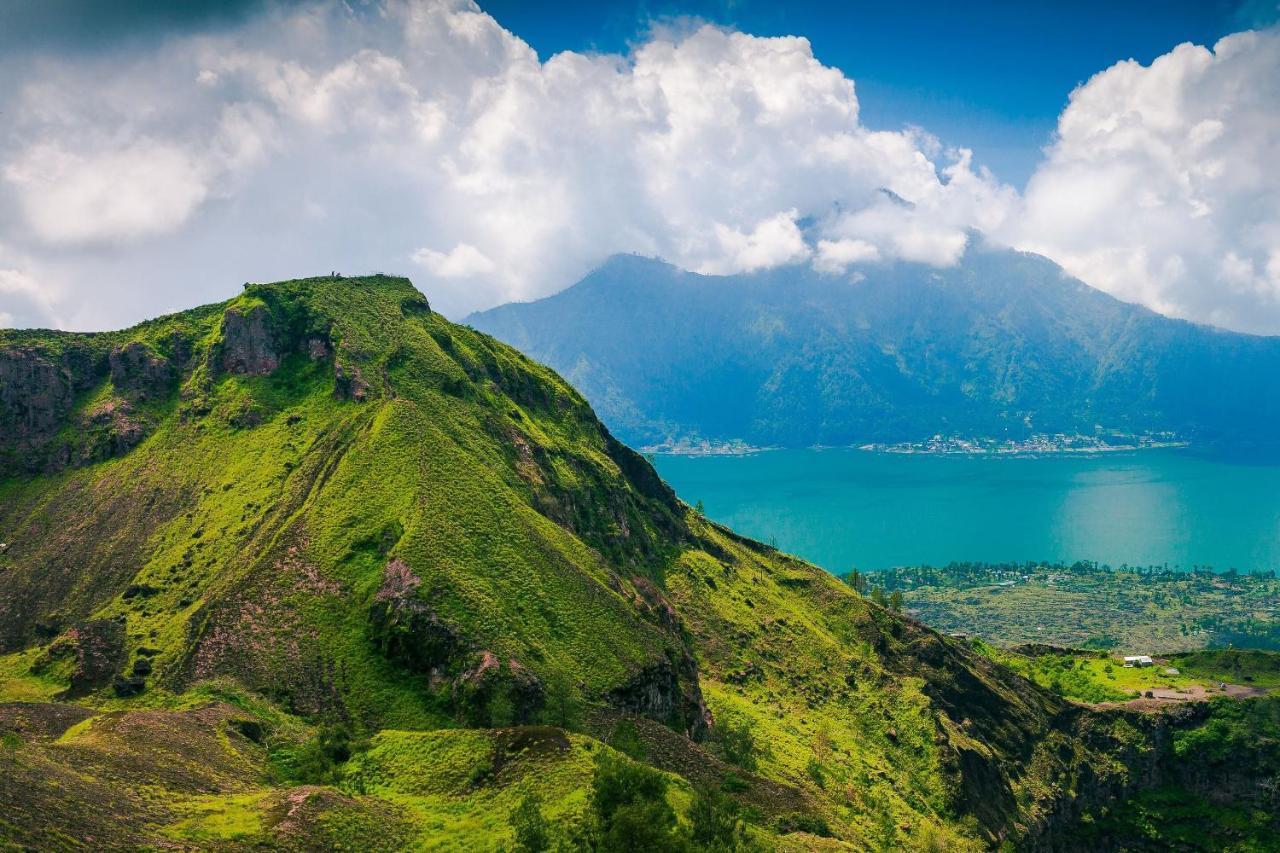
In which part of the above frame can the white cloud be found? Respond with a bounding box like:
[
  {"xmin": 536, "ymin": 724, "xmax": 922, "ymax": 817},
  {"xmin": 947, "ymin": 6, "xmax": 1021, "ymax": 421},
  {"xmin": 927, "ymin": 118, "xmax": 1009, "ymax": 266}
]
[
  {"xmin": 814, "ymin": 238, "xmax": 881, "ymax": 273},
  {"xmin": 412, "ymin": 243, "xmax": 496, "ymax": 277},
  {"xmin": 0, "ymin": 0, "xmax": 1014, "ymax": 330},
  {"xmin": 0, "ymin": 247, "xmax": 62, "ymax": 328},
  {"xmin": 701, "ymin": 211, "xmax": 811, "ymax": 274},
  {"xmin": 1006, "ymin": 28, "xmax": 1280, "ymax": 334},
  {"xmin": 5, "ymin": 140, "xmax": 212, "ymax": 245}
]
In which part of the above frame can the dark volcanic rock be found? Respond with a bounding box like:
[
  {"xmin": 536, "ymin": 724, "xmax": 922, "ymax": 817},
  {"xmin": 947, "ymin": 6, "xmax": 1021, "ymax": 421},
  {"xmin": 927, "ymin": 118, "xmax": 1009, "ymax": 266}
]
[
  {"xmin": 0, "ymin": 340, "xmax": 162, "ymax": 475},
  {"xmin": 220, "ymin": 304, "xmax": 279, "ymax": 376},
  {"xmin": 109, "ymin": 342, "xmax": 174, "ymax": 401},
  {"xmin": 0, "ymin": 348, "xmax": 73, "ymax": 443},
  {"xmin": 608, "ymin": 654, "xmax": 711, "ymax": 740},
  {"xmin": 0, "ymin": 346, "xmax": 102, "ymax": 474},
  {"xmin": 112, "ymin": 675, "xmax": 146, "ymax": 697}
]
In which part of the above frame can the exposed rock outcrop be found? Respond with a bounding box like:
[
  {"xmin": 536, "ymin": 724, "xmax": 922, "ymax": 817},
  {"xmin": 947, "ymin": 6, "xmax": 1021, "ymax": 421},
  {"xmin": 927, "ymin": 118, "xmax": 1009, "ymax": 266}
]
[
  {"xmin": 31, "ymin": 620, "xmax": 127, "ymax": 699},
  {"xmin": 608, "ymin": 653, "xmax": 712, "ymax": 740},
  {"xmin": 368, "ymin": 559, "xmax": 464, "ymax": 676},
  {"xmin": 333, "ymin": 359, "xmax": 371, "ymax": 401},
  {"xmin": 220, "ymin": 304, "xmax": 279, "ymax": 376},
  {"xmin": 109, "ymin": 342, "xmax": 174, "ymax": 401},
  {"xmin": 455, "ymin": 651, "xmax": 546, "ymax": 725},
  {"xmin": 0, "ymin": 348, "xmax": 73, "ymax": 443},
  {"xmin": 0, "ymin": 344, "xmax": 110, "ymax": 475}
]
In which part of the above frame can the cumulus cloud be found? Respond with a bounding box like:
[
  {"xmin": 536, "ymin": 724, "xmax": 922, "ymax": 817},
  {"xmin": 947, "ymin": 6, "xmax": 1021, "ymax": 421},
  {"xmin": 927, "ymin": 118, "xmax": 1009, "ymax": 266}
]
[
  {"xmin": 5, "ymin": 1, "xmax": 1276, "ymax": 336},
  {"xmin": 814, "ymin": 239, "xmax": 881, "ymax": 274},
  {"xmin": 0, "ymin": 0, "xmax": 1013, "ymax": 330},
  {"xmin": 702, "ymin": 211, "xmax": 811, "ymax": 275},
  {"xmin": 1006, "ymin": 28, "xmax": 1280, "ymax": 334},
  {"xmin": 0, "ymin": 246, "xmax": 62, "ymax": 329},
  {"xmin": 412, "ymin": 243, "xmax": 497, "ymax": 277},
  {"xmin": 6, "ymin": 140, "xmax": 213, "ymax": 245}
]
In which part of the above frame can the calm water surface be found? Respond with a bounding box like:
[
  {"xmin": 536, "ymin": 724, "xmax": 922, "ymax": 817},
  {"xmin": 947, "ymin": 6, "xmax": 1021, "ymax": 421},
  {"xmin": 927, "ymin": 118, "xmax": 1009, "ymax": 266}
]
[{"xmin": 653, "ymin": 449, "xmax": 1280, "ymax": 573}]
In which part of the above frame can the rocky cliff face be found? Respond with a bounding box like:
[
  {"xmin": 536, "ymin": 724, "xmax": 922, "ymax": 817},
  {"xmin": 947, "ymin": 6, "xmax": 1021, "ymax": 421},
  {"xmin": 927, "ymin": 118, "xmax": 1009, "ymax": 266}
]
[
  {"xmin": 109, "ymin": 341, "xmax": 175, "ymax": 400},
  {"xmin": 0, "ymin": 344, "xmax": 109, "ymax": 476},
  {"xmin": 219, "ymin": 304, "xmax": 281, "ymax": 376}
]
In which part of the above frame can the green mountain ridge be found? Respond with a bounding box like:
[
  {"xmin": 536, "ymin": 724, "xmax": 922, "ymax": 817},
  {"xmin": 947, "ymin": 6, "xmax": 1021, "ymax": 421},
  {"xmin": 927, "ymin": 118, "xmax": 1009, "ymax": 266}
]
[
  {"xmin": 466, "ymin": 245, "xmax": 1280, "ymax": 450},
  {"xmin": 0, "ymin": 275, "xmax": 1275, "ymax": 850}
]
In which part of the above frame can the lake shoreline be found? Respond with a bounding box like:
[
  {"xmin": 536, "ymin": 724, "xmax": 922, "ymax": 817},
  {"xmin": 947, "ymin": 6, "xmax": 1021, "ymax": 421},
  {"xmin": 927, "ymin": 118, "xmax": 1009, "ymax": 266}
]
[{"xmin": 654, "ymin": 447, "xmax": 1280, "ymax": 574}]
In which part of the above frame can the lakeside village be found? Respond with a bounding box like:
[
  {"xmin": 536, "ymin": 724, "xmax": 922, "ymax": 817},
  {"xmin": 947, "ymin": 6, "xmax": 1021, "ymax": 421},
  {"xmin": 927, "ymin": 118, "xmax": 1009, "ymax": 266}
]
[
  {"xmin": 858, "ymin": 430, "xmax": 1187, "ymax": 456},
  {"xmin": 643, "ymin": 430, "xmax": 1186, "ymax": 457}
]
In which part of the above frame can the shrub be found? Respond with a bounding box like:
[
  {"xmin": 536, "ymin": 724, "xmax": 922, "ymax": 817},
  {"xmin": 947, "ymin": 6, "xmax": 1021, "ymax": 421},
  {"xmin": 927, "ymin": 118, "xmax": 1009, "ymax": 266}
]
[
  {"xmin": 603, "ymin": 800, "xmax": 683, "ymax": 852},
  {"xmin": 775, "ymin": 812, "xmax": 831, "ymax": 837},
  {"xmin": 709, "ymin": 713, "xmax": 758, "ymax": 771},
  {"xmin": 467, "ymin": 756, "xmax": 494, "ymax": 788},
  {"xmin": 510, "ymin": 792, "xmax": 550, "ymax": 852},
  {"xmin": 1, "ymin": 730, "xmax": 20, "ymax": 758},
  {"xmin": 590, "ymin": 751, "xmax": 677, "ymax": 850},
  {"xmin": 285, "ymin": 723, "xmax": 360, "ymax": 785}
]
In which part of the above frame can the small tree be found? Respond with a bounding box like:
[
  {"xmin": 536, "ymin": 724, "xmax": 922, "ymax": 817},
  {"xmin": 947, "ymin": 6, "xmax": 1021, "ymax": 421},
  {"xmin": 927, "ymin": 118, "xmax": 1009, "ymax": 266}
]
[
  {"xmin": 541, "ymin": 670, "xmax": 582, "ymax": 731},
  {"xmin": 686, "ymin": 786, "xmax": 743, "ymax": 849},
  {"xmin": 487, "ymin": 688, "xmax": 515, "ymax": 728},
  {"xmin": 510, "ymin": 792, "xmax": 551, "ymax": 853},
  {"xmin": 888, "ymin": 590, "xmax": 904, "ymax": 612}
]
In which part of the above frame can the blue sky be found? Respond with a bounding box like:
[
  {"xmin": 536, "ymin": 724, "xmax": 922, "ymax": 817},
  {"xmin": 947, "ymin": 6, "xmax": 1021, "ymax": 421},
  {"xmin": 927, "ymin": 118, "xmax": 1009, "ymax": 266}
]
[{"xmin": 480, "ymin": 0, "xmax": 1269, "ymax": 186}]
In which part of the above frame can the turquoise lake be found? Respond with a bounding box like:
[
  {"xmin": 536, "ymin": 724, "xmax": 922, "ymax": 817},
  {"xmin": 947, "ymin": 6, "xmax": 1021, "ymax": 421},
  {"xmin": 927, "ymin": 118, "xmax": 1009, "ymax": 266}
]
[{"xmin": 653, "ymin": 448, "xmax": 1280, "ymax": 574}]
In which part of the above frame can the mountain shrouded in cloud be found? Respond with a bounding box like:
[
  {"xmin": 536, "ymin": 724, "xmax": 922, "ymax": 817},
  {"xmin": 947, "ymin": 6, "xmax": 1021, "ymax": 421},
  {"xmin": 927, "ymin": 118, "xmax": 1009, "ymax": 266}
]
[
  {"xmin": 0, "ymin": 0, "xmax": 1279, "ymax": 334},
  {"xmin": 468, "ymin": 246, "xmax": 1280, "ymax": 450}
]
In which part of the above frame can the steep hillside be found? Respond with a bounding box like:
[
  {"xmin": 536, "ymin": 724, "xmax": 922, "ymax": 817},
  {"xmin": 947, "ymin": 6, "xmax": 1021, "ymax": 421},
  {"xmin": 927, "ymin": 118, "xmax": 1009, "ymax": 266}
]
[
  {"xmin": 466, "ymin": 245, "xmax": 1280, "ymax": 450},
  {"xmin": 0, "ymin": 275, "xmax": 1270, "ymax": 850}
]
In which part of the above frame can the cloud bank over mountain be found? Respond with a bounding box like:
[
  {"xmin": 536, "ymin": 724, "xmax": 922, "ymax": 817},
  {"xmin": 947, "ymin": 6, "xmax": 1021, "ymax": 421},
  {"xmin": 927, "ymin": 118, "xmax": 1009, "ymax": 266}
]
[
  {"xmin": 1010, "ymin": 27, "xmax": 1280, "ymax": 335},
  {"xmin": 0, "ymin": 0, "xmax": 1278, "ymax": 334}
]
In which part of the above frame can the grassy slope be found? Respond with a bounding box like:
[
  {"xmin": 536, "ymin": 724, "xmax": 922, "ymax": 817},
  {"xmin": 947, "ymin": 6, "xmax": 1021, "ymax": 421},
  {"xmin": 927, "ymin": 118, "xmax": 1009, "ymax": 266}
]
[{"xmin": 0, "ymin": 275, "xmax": 1257, "ymax": 850}]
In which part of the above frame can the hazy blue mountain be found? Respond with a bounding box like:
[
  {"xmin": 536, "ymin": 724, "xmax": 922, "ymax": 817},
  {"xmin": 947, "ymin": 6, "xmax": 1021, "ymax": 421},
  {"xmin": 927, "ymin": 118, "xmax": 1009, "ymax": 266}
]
[{"xmin": 467, "ymin": 243, "xmax": 1280, "ymax": 450}]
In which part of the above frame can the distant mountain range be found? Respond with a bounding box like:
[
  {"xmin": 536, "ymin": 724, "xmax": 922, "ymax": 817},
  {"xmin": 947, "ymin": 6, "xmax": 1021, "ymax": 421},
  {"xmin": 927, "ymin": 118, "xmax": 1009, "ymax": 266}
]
[{"xmin": 467, "ymin": 243, "xmax": 1280, "ymax": 450}]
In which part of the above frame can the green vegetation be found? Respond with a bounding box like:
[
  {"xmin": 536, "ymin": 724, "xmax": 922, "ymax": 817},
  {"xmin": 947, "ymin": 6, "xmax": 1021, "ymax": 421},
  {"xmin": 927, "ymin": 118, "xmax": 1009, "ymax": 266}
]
[
  {"xmin": 1070, "ymin": 695, "xmax": 1280, "ymax": 850},
  {"xmin": 1, "ymin": 274, "xmax": 1275, "ymax": 850},
  {"xmin": 509, "ymin": 793, "xmax": 550, "ymax": 852},
  {"xmin": 864, "ymin": 561, "xmax": 1280, "ymax": 652}
]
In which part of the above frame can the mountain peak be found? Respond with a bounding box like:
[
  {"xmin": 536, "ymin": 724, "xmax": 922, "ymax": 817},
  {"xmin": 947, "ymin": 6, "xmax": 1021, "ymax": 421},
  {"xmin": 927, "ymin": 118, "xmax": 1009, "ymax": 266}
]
[{"xmin": 470, "ymin": 247, "xmax": 1280, "ymax": 449}]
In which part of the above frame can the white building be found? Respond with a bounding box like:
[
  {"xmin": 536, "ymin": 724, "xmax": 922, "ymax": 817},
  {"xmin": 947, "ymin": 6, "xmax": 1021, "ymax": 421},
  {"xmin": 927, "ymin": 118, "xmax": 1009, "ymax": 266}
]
[{"xmin": 1123, "ymin": 655, "xmax": 1154, "ymax": 668}]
